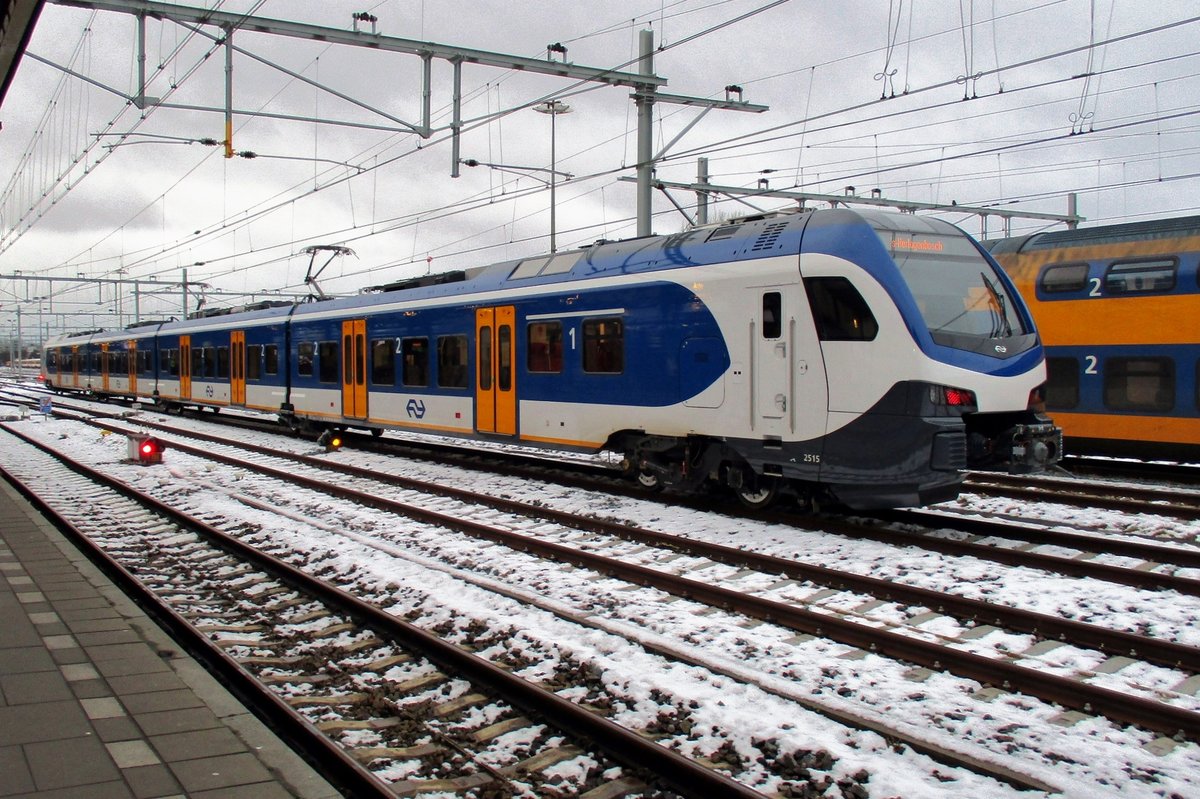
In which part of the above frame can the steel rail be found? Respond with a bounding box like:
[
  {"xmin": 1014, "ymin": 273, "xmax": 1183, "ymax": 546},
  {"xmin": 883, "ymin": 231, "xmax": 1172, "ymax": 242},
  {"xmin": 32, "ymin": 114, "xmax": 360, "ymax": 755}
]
[
  {"xmin": 84, "ymin": 414, "xmax": 1200, "ymax": 675},
  {"xmin": 21, "ymin": 395, "xmax": 1200, "ymax": 593},
  {"xmin": 964, "ymin": 474, "xmax": 1200, "ymax": 521},
  {"xmin": 54, "ymin": 420, "xmax": 1200, "ymax": 742},
  {"xmin": 887, "ymin": 507, "xmax": 1200, "ymax": 569},
  {"xmin": 0, "ymin": 465, "xmax": 396, "ymax": 799},
  {"xmin": 1, "ymin": 423, "xmax": 769, "ymax": 799}
]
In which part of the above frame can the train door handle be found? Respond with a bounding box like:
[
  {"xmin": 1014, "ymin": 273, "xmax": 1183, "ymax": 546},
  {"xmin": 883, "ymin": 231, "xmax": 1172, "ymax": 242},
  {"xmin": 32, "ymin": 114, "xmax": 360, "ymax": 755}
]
[{"xmin": 775, "ymin": 394, "xmax": 787, "ymax": 411}]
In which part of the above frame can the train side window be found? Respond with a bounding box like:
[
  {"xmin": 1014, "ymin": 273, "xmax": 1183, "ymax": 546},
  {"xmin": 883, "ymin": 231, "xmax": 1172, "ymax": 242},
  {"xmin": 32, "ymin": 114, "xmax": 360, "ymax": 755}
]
[
  {"xmin": 1045, "ymin": 357, "xmax": 1079, "ymax": 409},
  {"xmin": 402, "ymin": 338, "xmax": 429, "ymax": 387},
  {"xmin": 204, "ymin": 347, "xmax": 218, "ymax": 378},
  {"xmin": 297, "ymin": 343, "xmax": 315, "ymax": 377},
  {"xmin": 139, "ymin": 350, "xmax": 152, "ymax": 374},
  {"xmin": 583, "ymin": 318, "xmax": 624, "ymax": 374},
  {"xmin": 1104, "ymin": 357, "xmax": 1174, "ymax": 412},
  {"xmin": 479, "ymin": 330, "xmax": 492, "ymax": 391},
  {"xmin": 1104, "ymin": 259, "xmax": 1176, "ymax": 294},
  {"xmin": 264, "ymin": 344, "xmax": 279, "ymax": 375},
  {"xmin": 804, "ymin": 277, "xmax": 879, "ymax": 341},
  {"xmin": 317, "ymin": 341, "xmax": 339, "ymax": 383},
  {"xmin": 762, "ymin": 292, "xmax": 782, "ymax": 339},
  {"xmin": 165, "ymin": 349, "xmax": 178, "ymax": 377},
  {"xmin": 190, "ymin": 348, "xmax": 203, "ymax": 378},
  {"xmin": 438, "ymin": 335, "xmax": 468, "ymax": 388},
  {"xmin": 498, "ymin": 326, "xmax": 513, "ymax": 391},
  {"xmin": 1039, "ymin": 263, "xmax": 1089, "ymax": 293},
  {"xmin": 246, "ymin": 345, "xmax": 262, "ymax": 380},
  {"xmin": 371, "ymin": 339, "xmax": 396, "ymax": 386},
  {"xmin": 527, "ymin": 322, "xmax": 563, "ymax": 373},
  {"xmin": 217, "ymin": 347, "xmax": 230, "ymax": 379}
]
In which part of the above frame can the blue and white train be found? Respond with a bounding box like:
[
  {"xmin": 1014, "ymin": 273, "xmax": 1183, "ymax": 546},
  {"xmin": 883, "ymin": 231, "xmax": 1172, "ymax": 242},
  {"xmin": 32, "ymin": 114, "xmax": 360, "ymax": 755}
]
[{"xmin": 41, "ymin": 208, "xmax": 1061, "ymax": 509}]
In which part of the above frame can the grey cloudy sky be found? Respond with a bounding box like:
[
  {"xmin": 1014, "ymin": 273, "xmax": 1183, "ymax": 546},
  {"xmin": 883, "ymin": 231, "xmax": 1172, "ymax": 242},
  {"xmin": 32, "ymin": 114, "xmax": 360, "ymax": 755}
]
[{"xmin": 1, "ymin": 0, "xmax": 1197, "ymax": 331}]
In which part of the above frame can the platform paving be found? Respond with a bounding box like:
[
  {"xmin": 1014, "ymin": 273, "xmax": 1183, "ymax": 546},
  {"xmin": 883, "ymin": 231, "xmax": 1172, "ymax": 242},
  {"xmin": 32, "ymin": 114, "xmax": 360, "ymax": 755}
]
[{"xmin": 0, "ymin": 476, "xmax": 342, "ymax": 799}]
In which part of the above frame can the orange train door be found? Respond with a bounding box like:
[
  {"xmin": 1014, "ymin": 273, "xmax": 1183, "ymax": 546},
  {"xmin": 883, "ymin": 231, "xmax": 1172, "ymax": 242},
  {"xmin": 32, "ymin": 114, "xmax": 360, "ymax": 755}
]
[
  {"xmin": 475, "ymin": 306, "xmax": 516, "ymax": 436},
  {"xmin": 341, "ymin": 319, "xmax": 367, "ymax": 419},
  {"xmin": 70, "ymin": 345, "xmax": 80, "ymax": 388},
  {"xmin": 230, "ymin": 330, "xmax": 246, "ymax": 406},
  {"xmin": 179, "ymin": 335, "xmax": 192, "ymax": 400},
  {"xmin": 128, "ymin": 340, "xmax": 137, "ymax": 397},
  {"xmin": 100, "ymin": 343, "xmax": 111, "ymax": 393}
]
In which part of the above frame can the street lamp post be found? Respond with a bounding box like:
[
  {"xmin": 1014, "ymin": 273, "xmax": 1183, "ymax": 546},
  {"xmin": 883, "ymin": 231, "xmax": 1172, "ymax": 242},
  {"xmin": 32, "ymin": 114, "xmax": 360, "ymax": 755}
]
[{"xmin": 534, "ymin": 100, "xmax": 571, "ymax": 252}]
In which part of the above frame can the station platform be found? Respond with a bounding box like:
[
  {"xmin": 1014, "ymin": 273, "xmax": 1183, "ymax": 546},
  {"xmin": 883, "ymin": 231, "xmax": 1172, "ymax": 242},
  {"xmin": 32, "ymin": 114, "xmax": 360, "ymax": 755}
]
[{"xmin": 0, "ymin": 477, "xmax": 342, "ymax": 799}]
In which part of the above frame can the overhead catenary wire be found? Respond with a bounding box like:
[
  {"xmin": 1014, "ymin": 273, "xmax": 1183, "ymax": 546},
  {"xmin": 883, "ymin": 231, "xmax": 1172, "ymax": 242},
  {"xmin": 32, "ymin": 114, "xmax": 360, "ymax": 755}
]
[{"xmin": 4, "ymin": 1, "xmax": 1199, "ymax": 327}]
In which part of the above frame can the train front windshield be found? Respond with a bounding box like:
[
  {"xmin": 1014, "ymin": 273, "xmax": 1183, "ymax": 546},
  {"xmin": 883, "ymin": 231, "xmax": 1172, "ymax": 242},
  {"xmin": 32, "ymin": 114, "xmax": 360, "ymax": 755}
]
[{"xmin": 870, "ymin": 217, "xmax": 1030, "ymax": 352}]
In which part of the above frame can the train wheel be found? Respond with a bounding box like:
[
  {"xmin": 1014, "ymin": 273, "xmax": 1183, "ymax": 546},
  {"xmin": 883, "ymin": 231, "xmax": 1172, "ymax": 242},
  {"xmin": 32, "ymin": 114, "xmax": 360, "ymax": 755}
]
[
  {"xmin": 635, "ymin": 469, "xmax": 663, "ymax": 492},
  {"xmin": 736, "ymin": 476, "xmax": 780, "ymax": 510}
]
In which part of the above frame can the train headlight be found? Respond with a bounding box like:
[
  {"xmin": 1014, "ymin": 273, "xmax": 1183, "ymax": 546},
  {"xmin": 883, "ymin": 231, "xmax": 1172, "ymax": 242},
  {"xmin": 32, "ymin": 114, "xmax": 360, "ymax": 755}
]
[{"xmin": 1027, "ymin": 384, "xmax": 1047, "ymax": 413}]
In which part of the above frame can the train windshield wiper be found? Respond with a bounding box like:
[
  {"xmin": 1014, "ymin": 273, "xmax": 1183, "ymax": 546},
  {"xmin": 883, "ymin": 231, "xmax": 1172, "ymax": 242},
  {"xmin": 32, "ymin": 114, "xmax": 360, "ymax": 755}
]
[{"xmin": 980, "ymin": 271, "xmax": 1013, "ymax": 338}]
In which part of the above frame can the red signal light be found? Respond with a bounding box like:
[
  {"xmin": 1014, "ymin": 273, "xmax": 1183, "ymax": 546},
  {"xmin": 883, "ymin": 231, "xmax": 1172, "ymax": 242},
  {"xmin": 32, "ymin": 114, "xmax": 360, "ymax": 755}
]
[{"xmin": 128, "ymin": 434, "xmax": 165, "ymax": 464}]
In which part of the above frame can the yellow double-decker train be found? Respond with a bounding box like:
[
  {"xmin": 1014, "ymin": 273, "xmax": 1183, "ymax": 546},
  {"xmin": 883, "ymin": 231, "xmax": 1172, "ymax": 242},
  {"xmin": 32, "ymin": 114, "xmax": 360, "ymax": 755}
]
[{"xmin": 988, "ymin": 216, "xmax": 1199, "ymax": 462}]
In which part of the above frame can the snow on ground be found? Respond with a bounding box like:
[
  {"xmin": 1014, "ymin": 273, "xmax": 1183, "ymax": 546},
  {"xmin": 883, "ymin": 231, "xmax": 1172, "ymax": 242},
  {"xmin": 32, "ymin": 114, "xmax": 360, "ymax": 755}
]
[{"xmin": 3, "ymin": 402, "xmax": 1200, "ymax": 797}]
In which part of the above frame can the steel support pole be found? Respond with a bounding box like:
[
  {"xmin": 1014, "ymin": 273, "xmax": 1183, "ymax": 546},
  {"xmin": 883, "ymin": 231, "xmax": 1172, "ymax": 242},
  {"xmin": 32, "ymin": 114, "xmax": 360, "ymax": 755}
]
[
  {"xmin": 636, "ymin": 29, "xmax": 654, "ymax": 238},
  {"xmin": 421, "ymin": 53, "xmax": 432, "ymax": 136},
  {"xmin": 136, "ymin": 13, "xmax": 147, "ymax": 107},
  {"xmin": 450, "ymin": 58, "xmax": 462, "ymax": 177},
  {"xmin": 697, "ymin": 157, "xmax": 710, "ymax": 226},
  {"xmin": 224, "ymin": 25, "xmax": 234, "ymax": 158}
]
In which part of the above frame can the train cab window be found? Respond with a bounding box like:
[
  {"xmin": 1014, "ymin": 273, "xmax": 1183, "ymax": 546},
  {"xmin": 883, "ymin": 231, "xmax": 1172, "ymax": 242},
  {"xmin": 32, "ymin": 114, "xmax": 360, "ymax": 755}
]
[
  {"xmin": 1104, "ymin": 357, "xmax": 1175, "ymax": 412},
  {"xmin": 583, "ymin": 318, "xmax": 624, "ymax": 374},
  {"xmin": 805, "ymin": 277, "xmax": 879, "ymax": 341},
  {"xmin": 438, "ymin": 335, "xmax": 468, "ymax": 388},
  {"xmin": 1045, "ymin": 357, "xmax": 1080, "ymax": 409},
  {"xmin": 246, "ymin": 345, "xmax": 262, "ymax": 380},
  {"xmin": 1104, "ymin": 259, "xmax": 1176, "ymax": 294},
  {"xmin": 527, "ymin": 322, "xmax": 563, "ymax": 373},
  {"xmin": 317, "ymin": 341, "xmax": 339, "ymax": 383},
  {"xmin": 402, "ymin": 338, "xmax": 429, "ymax": 387},
  {"xmin": 1039, "ymin": 263, "xmax": 1089, "ymax": 293},
  {"xmin": 217, "ymin": 347, "xmax": 230, "ymax": 379},
  {"xmin": 371, "ymin": 339, "xmax": 396, "ymax": 386},
  {"xmin": 297, "ymin": 343, "xmax": 315, "ymax": 377},
  {"xmin": 47, "ymin": 351, "xmax": 57, "ymax": 370},
  {"xmin": 264, "ymin": 344, "xmax": 279, "ymax": 376},
  {"xmin": 762, "ymin": 293, "xmax": 782, "ymax": 339}
]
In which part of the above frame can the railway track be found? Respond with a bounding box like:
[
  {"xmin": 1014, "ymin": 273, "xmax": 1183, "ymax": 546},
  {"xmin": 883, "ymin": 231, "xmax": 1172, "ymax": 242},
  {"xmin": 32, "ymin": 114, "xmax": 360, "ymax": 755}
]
[
  {"xmin": 9, "ymin": 410, "xmax": 1200, "ymax": 790},
  {"xmin": 963, "ymin": 472, "xmax": 1200, "ymax": 521},
  {"xmin": 0, "ymin": 424, "xmax": 766, "ymax": 799},
  {"xmin": 48, "ymin": 406, "xmax": 1200, "ymax": 670}
]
